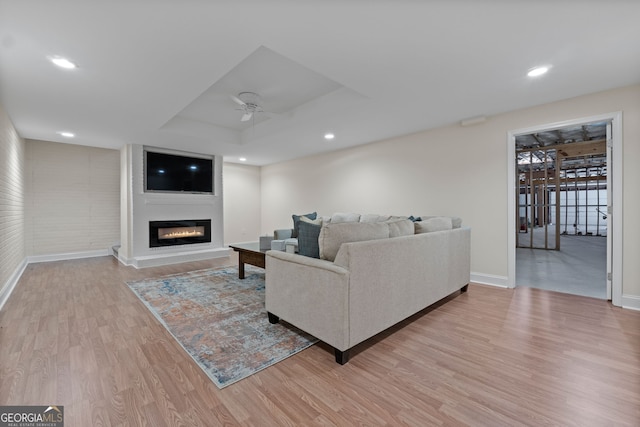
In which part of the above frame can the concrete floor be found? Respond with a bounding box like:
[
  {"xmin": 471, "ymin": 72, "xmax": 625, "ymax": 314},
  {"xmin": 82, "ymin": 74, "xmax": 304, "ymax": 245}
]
[{"xmin": 516, "ymin": 227, "xmax": 607, "ymax": 299}]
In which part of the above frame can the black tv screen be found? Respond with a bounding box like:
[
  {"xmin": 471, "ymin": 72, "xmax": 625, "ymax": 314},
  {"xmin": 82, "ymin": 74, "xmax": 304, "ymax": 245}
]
[{"xmin": 145, "ymin": 151, "xmax": 213, "ymax": 194}]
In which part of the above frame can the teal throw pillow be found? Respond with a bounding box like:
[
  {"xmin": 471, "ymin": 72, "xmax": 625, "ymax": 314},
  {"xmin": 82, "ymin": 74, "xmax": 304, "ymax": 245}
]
[
  {"xmin": 297, "ymin": 220, "xmax": 321, "ymax": 258},
  {"xmin": 291, "ymin": 211, "xmax": 317, "ymax": 238}
]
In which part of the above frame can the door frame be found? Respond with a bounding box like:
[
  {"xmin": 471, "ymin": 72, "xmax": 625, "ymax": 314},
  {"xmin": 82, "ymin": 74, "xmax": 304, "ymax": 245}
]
[{"xmin": 506, "ymin": 112, "xmax": 622, "ymax": 306}]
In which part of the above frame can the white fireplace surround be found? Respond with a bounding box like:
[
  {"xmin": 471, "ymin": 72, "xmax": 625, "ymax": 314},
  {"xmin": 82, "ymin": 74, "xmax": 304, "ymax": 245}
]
[{"xmin": 118, "ymin": 144, "xmax": 229, "ymax": 268}]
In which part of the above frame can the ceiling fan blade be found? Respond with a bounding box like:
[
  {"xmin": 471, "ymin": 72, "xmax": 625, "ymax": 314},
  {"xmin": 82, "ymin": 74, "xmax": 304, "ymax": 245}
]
[
  {"xmin": 231, "ymin": 95, "xmax": 246, "ymax": 106},
  {"xmin": 241, "ymin": 112, "xmax": 253, "ymax": 122}
]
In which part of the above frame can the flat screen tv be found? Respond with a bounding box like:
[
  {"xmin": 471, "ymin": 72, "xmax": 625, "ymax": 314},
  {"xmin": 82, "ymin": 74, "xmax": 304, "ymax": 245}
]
[{"xmin": 144, "ymin": 150, "xmax": 213, "ymax": 194}]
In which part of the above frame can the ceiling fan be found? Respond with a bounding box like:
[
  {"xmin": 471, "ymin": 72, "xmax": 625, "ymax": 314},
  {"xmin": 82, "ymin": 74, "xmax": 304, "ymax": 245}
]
[{"xmin": 230, "ymin": 92, "xmax": 265, "ymax": 122}]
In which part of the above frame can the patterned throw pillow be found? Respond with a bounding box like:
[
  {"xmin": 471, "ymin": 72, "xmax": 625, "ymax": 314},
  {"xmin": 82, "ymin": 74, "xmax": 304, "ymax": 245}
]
[
  {"xmin": 297, "ymin": 220, "xmax": 322, "ymax": 258},
  {"xmin": 291, "ymin": 211, "xmax": 317, "ymax": 238}
]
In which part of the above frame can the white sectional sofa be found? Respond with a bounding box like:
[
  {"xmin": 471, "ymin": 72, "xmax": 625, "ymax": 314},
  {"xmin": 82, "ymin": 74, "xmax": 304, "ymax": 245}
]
[{"xmin": 265, "ymin": 214, "xmax": 470, "ymax": 364}]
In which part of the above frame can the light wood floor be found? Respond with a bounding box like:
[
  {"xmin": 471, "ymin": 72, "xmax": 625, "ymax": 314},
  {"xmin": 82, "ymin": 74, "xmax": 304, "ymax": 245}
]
[{"xmin": 1, "ymin": 255, "xmax": 639, "ymax": 426}]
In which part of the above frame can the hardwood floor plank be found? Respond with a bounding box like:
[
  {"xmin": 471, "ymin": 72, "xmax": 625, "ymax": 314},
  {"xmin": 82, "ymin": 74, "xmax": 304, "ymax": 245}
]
[{"xmin": 1, "ymin": 256, "xmax": 639, "ymax": 426}]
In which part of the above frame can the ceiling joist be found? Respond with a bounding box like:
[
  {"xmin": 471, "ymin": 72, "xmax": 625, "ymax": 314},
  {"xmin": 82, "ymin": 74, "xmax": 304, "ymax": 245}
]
[{"xmin": 556, "ymin": 139, "xmax": 606, "ymax": 158}]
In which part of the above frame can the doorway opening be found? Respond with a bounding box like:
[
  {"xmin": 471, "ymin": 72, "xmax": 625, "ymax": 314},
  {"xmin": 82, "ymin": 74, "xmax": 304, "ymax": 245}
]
[
  {"xmin": 515, "ymin": 122, "xmax": 607, "ymax": 298},
  {"xmin": 507, "ymin": 112, "xmax": 622, "ymax": 306}
]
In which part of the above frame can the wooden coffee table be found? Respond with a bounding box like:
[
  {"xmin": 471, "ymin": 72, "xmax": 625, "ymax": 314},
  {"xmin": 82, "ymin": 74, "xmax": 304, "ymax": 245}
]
[{"xmin": 228, "ymin": 242, "xmax": 267, "ymax": 279}]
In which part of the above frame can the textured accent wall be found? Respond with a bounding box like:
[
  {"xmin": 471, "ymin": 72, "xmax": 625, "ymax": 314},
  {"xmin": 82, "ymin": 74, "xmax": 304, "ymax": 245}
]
[
  {"xmin": 0, "ymin": 104, "xmax": 25, "ymax": 298},
  {"xmin": 25, "ymin": 140, "xmax": 120, "ymax": 256}
]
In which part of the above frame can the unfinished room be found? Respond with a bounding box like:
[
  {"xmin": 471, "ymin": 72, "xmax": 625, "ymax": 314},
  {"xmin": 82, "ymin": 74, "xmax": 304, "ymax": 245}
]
[{"xmin": 516, "ymin": 121, "xmax": 610, "ymax": 299}]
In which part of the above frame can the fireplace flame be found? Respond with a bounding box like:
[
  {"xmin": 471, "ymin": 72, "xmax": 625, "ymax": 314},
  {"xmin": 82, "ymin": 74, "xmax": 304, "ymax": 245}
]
[
  {"xmin": 158, "ymin": 226, "xmax": 205, "ymax": 240},
  {"xmin": 160, "ymin": 230, "xmax": 203, "ymax": 238}
]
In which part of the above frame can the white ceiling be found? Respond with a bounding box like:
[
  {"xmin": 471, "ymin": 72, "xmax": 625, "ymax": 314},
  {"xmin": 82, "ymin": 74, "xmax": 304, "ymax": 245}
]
[{"xmin": 1, "ymin": 1, "xmax": 639, "ymax": 166}]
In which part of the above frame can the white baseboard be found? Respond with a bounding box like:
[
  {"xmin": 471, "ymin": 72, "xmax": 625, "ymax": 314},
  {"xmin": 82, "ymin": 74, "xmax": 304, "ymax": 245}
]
[
  {"xmin": 27, "ymin": 249, "xmax": 109, "ymax": 264},
  {"xmin": 115, "ymin": 254, "xmax": 135, "ymax": 267},
  {"xmin": 470, "ymin": 272, "xmax": 510, "ymax": 288},
  {"xmin": 0, "ymin": 258, "xmax": 28, "ymax": 313},
  {"xmin": 471, "ymin": 273, "xmax": 640, "ymax": 310},
  {"xmin": 621, "ymin": 294, "xmax": 640, "ymax": 311}
]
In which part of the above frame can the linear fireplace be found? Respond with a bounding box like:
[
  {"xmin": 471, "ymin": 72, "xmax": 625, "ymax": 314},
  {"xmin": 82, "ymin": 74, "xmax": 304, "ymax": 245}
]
[{"xmin": 149, "ymin": 219, "xmax": 212, "ymax": 248}]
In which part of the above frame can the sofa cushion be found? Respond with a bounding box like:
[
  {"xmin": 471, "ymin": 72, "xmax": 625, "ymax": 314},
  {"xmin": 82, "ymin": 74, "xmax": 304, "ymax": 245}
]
[
  {"xmin": 359, "ymin": 214, "xmax": 391, "ymax": 223},
  {"xmin": 386, "ymin": 218, "xmax": 415, "ymax": 237},
  {"xmin": 291, "ymin": 211, "xmax": 317, "ymax": 238},
  {"xmin": 319, "ymin": 221, "xmax": 389, "ymax": 261},
  {"xmin": 420, "ymin": 215, "xmax": 462, "ymax": 229},
  {"xmin": 414, "ymin": 216, "xmax": 453, "ymax": 233},
  {"xmin": 330, "ymin": 212, "xmax": 361, "ymax": 223},
  {"xmin": 297, "ymin": 220, "xmax": 322, "ymax": 258}
]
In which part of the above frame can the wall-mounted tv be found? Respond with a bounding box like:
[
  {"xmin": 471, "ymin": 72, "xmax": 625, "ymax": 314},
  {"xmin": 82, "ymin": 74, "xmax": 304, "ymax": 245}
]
[{"xmin": 144, "ymin": 149, "xmax": 214, "ymax": 194}]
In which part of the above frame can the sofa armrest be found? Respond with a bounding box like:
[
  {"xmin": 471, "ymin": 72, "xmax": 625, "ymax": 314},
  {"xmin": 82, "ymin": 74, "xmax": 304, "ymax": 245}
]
[
  {"xmin": 271, "ymin": 238, "xmax": 298, "ymax": 251},
  {"xmin": 274, "ymin": 228, "xmax": 293, "ymax": 240},
  {"xmin": 265, "ymin": 251, "xmax": 350, "ymax": 351}
]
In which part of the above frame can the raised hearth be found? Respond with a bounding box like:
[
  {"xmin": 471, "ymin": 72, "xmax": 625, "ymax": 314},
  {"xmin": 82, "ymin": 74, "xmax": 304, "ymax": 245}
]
[{"xmin": 149, "ymin": 219, "xmax": 211, "ymax": 248}]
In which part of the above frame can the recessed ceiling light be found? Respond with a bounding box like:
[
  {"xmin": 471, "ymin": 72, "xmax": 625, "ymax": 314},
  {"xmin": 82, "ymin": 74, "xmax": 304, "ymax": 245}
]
[
  {"xmin": 50, "ymin": 57, "xmax": 77, "ymax": 69},
  {"xmin": 57, "ymin": 131, "xmax": 75, "ymax": 138},
  {"xmin": 324, "ymin": 133, "xmax": 335, "ymax": 140},
  {"xmin": 527, "ymin": 66, "xmax": 550, "ymax": 77},
  {"xmin": 239, "ymin": 157, "xmax": 247, "ymax": 162}
]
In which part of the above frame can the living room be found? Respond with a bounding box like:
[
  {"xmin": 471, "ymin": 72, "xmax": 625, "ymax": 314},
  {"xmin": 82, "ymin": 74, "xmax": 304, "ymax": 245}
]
[
  {"xmin": 4, "ymin": 84, "xmax": 638, "ymax": 307},
  {"xmin": 1, "ymin": 1, "xmax": 640, "ymax": 425}
]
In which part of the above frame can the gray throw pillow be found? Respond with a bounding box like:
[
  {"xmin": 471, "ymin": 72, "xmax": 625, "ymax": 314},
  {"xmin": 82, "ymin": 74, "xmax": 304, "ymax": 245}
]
[
  {"xmin": 291, "ymin": 211, "xmax": 317, "ymax": 238},
  {"xmin": 297, "ymin": 220, "xmax": 322, "ymax": 258}
]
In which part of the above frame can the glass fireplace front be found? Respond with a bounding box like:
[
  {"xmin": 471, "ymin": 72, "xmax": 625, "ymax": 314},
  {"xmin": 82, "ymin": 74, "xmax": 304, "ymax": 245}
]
[{"xmin": 149, "ymin": 219, "xmax": 211, "ymax": 247}]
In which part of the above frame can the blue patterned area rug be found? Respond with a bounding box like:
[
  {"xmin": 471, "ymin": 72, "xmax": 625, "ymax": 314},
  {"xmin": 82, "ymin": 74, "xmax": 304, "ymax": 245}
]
[{"xmin": 126, "ymin": 266, "xmax": 317, "ymax": 388}]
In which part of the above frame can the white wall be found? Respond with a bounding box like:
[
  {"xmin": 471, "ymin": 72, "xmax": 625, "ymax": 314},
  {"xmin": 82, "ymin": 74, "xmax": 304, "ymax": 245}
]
[
  {"xmin": 0, "ymin": 104, "xmax": 26, "ymax": 306},
  {"xmin": 261, "ymin": 84, "xmax": 640, "ymax": 302},
  {"xmin": 25, "ymin": 139, "xmax": 120, "ymax": 256},
  {"xmin": 223, "ymin": 162, "xmax": 262, "ymax": 244}
]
